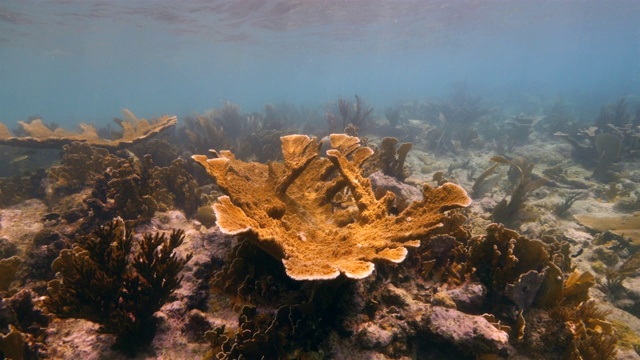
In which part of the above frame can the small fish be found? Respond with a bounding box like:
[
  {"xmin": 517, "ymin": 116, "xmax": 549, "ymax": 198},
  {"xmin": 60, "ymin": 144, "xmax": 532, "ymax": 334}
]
[
  {"xmin": 10, "ymin": 150, "xmax": 35, "ymax": 164},
  {"xmin": 115, "ymin": 149, "xmax": 142, "ymax": 169},
  {"xmin": 319, "ymin": 135, "xmax": 332, "ymax": 155}
]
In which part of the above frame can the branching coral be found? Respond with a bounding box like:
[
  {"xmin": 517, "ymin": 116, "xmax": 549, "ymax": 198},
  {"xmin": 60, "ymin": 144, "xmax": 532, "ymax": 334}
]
[
  {"xmin": 182, "ymin": 114, "xmax": 229, "ymax": 155},
  {"xmin": 376, "ymin": 137, "xmax": 412, "ymax": 182},
  {"xmin": 0, "ymin": 109, "xmax": 177, "ymax": 149},
  {"xmin": 0, "ymin": 169, "xmax": 47, "ymax": 207},
  {"xmin": 46, "ymin": 218, "xmax": 192, "ymax": 349},
  {"xmin": 490, "ymin": 156, "xmax": 547, "ymax": 228},
  {"xmin": 0, "ymin": 256, "xmax": 22, "ymax": 292},
  {"xmin": 103, "ymin": 158, "xmax": 159, "ymax": 221},
  {"xmin": 193, "ymin": 134, "xmax": 471, "ymax": 280},
  {"xmin": 554, "ymin": 300, "xmax": 617, "ymax": 360},
  {"xmin": 553, "ymin": 191, "xmax": 587, "ymax": 217},
  {"xmin": 385, "ymin": 106, "xmax": 402, "ymax": 128},
  {"xmin": 505, "ymin": 115, "xmax": 543, "ymax": 143},
  {"xmin": 146, "ymin": 156, "xmax": 203, "ymax": 216},
  {"xmin": 595, "ymin": 98, "xmax": 632, "ymax": 129},
  {"xmin": 0, "ymin": 290, "xmax": 49, "ymax": 359},
  {"xmin": 87, "ymin": 153, "xmax": 203, "ymax": 222},
  {"xmin": 48, "ymin": 142, "xmax": 121, "ymax": 194},
  {"xmin": 469, "ymin": 224, "xmax": 551, "ymax": 309}
]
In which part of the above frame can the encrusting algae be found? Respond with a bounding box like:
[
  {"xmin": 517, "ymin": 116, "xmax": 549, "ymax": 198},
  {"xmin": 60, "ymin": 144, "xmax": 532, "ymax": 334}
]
[{"xmin": 193, "ymin": 133, "xmax": 472, "ymax": 280}]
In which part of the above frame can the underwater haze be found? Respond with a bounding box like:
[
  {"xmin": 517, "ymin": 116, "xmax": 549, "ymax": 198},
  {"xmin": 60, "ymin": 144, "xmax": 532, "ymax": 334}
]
[
  {"xmin": 0, "ymin": 0, "xmax": 639, "ymax": 126},
  {"xmin": 5, "ymin": 2, "xmax": 640, "ymax": 359}
]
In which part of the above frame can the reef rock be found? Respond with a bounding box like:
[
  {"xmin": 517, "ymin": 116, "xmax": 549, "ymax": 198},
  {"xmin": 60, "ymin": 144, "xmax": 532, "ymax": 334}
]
[
  {"xmin": 193, "ymin": 134, "xmax": 472, "ymax": 280},
  {"xmin": 368, "ymin": 170, "xmax": 423, "ymax": 211},
  {"xmin": 445, "ymin": 282, "xmax": 487, "ymax": 312},
  {"xmin": 422, "ymin": 306, "xmax": 512, "ymax": 357}
]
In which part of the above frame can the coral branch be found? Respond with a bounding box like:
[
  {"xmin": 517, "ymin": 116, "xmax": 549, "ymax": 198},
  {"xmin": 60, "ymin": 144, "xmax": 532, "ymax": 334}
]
[{"xmin": 0, "ymin": 110, "xmax": 177, "ymax": 149}]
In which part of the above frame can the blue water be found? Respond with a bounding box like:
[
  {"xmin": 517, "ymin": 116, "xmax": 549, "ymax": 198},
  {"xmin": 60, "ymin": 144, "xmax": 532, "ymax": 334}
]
[{"xmin": 0, "ymin": 0, "xmax": 639, "ymax": 128}]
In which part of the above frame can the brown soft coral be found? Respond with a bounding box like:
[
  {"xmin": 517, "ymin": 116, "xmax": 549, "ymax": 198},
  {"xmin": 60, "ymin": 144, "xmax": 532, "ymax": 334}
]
[{"xmin": 193, "ymin": 134, "xmax": 471, "ymax": 281}]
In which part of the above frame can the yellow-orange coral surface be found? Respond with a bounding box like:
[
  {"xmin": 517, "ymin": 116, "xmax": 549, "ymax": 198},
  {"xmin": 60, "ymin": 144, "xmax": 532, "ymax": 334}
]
[{"xmin": 193, "ymin": 134, "xmax": 472, "ymax": 280}]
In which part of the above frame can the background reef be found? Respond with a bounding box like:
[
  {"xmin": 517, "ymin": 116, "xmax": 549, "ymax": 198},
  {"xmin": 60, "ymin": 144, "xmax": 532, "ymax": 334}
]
[{"xmin": 0, "ymin": 94, "xmax": 639, "ymax": 359}]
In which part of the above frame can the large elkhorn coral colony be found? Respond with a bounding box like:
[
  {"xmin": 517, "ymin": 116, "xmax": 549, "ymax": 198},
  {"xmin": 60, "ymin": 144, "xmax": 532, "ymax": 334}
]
[{"xmin": 193, "ymin": 134, "xmax": 472, "ymax": 280}]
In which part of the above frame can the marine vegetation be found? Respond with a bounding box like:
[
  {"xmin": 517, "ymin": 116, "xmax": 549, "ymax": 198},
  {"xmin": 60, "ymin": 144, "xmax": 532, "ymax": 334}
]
[
  {"xmin": 553, "ymin": 97, "xmax": 640, "ymax": 182},
  {"xmin": 595, "ymin": 97, "xmax": 634, "ymax": 130},
  {"xmin": 326, "ymin": 95, "xmax": 374, "ymax": 134},
  {"xmin": 193, "ymin": 134, "xmax": 472, "ymax": 280},
  {"xmin": 538, "ymin": 98, "xmax": 580, "ymax": 135},
  {"xmin": 504, "ymin": 115, "xmax": 544, "ymax": 143},
  {"xmin": 554, "ymin": 128, "xmax": 623, "ymax": 183},
  {"xmin": 553, "ymin": 190, "xmax": 588, "ymax": 217},
  {"xmin": 423, "ymin": 86, "xmax": 491, "ymax": 154},
  {"xmin": 490, "ymin": 156, "xmax": 547, "ymax": 228},
  {"xmin": 45, "ymin": 218, "xmax": 192, "ymax": 350},
  {"xmin": 180, "ymin": 102, "xmax": 294, "ymax": 162}
]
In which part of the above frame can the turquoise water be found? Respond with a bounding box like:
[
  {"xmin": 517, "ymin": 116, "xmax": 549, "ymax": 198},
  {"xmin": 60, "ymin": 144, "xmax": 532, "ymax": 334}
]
[{"xmin": 0, "ymin": 0, "xmax": 639, "ymax": 127}]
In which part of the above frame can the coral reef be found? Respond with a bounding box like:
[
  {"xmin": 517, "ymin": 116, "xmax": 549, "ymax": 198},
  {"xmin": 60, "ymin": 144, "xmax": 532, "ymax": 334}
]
[
  {"xmin": 47, "ymin": 142, "xmax": 121, "ymax": 194},
  {"xmin": 0, "ymin": 256, "xmax": 21, "ymax": 292},
  {"xmin": 46, "ymin": 218, "xmax": 192, "ymax": 349},
  {"xmin": 414, "ymin": 222, "xmax": 611, "ymax": 359},
  {"xmin": 181, "ymin": 113, "xmax": 229, "ymax": 155},
  {"xmin": 145, "ymin": 156, "xmax": 203, "ymax": 216},
  {"xmin": 384, "ymin": 106, "xmax": 402, "ymax": 129},
  {"xmin": 87, "ymin": 153, "xmax": 204, "ymax": 222},
  {"xmin": 423, "ymin": 87, "xmax": 491, "ymax": 154},
  {"xmin": 340, "ymin": 95, "xmax": 373, "ymax": 131},
  {"xmin": 0, "ymin": 109, "xmax": 177, "ymax": 149},
  {"xmin": 376, "ymin": 137, "xmax": 412, "ymax": 181},
  {"xmin": 490, "ymin": 156, "xmax": 547, "ymax": 228},
  {"xmin": 2, "ymin": 93, "xmax": 640, "ymax": 358},
  {"xmin": 505, "ymin": 115, "xmax": 544, "ymax": 143},
  {"xmin": 100, "ymin": 157, "xmax": 159, "ymax": 222},
  {"xmin": 193, "ymin": 134, "xmax": 471, "ymax": 280},
  {"xmin": 0, "ymin": 290, "xmax": 49, "ymax": 359},
  {"xmin": 0, "ymin": 169, "xmax": 47, "ymax": 207}
]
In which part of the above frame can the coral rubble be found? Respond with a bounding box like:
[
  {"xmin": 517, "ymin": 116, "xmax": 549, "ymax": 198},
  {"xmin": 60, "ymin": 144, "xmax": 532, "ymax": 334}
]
[{"xmin": 193, "ymin": 134, "xmax": 472, "ymax": 280}]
